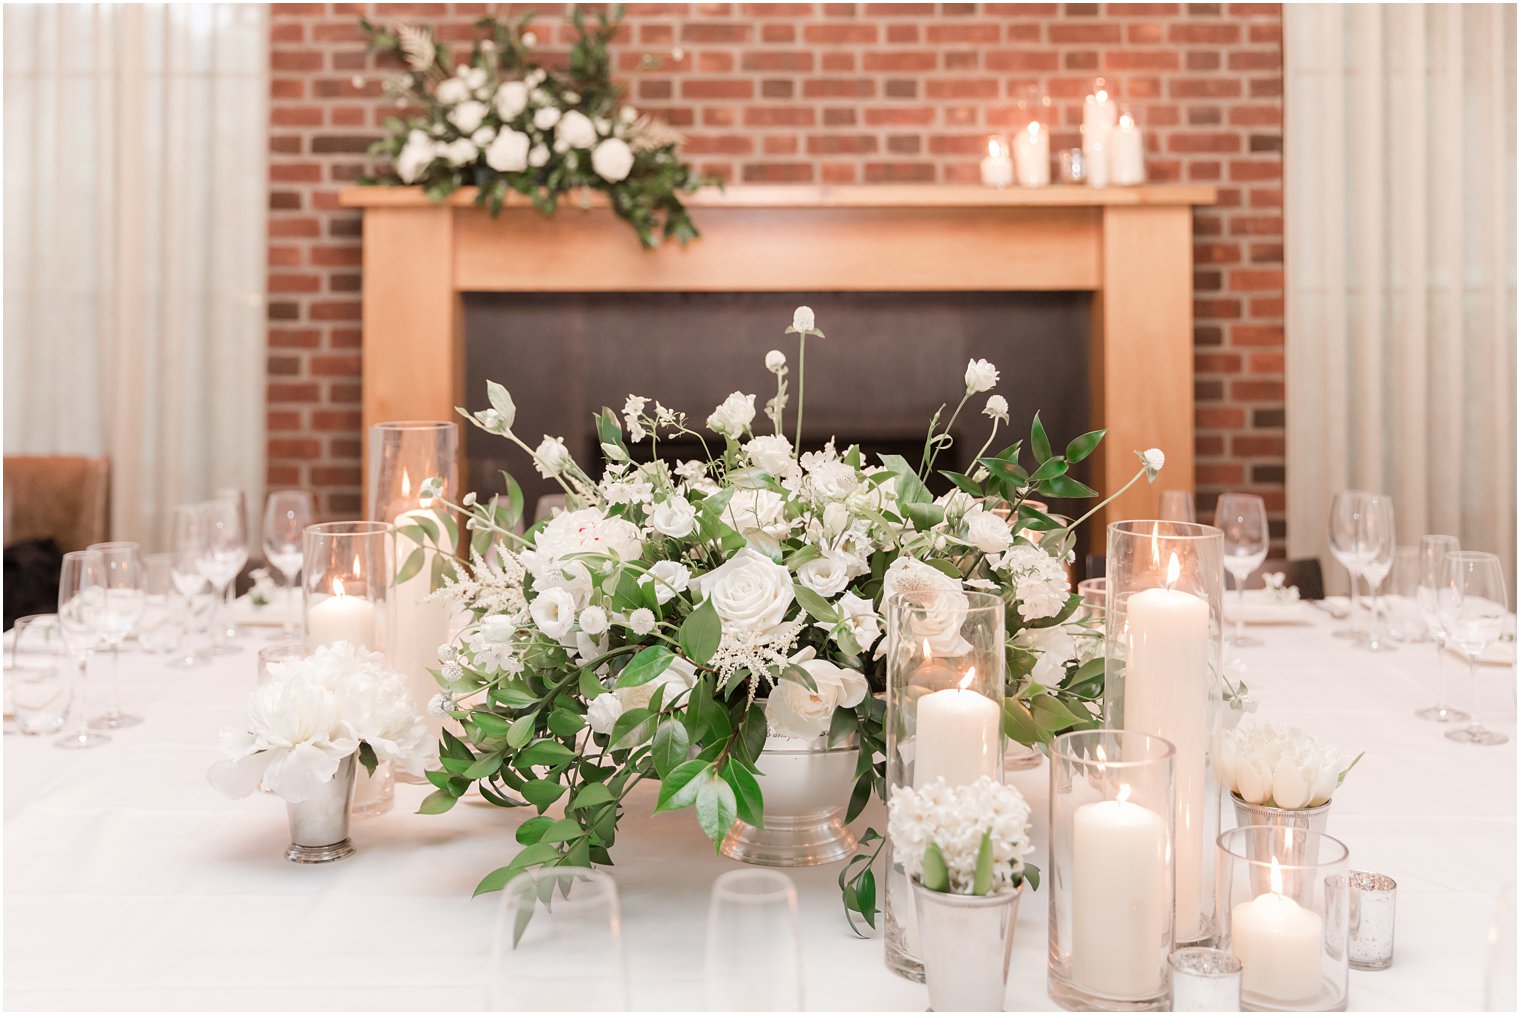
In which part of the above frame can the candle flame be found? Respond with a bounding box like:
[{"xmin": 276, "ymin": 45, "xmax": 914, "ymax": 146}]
[
  {"xmin": 1119, "ymin": 112, "xmax": 1135, "ymax": 129},
  {"xmin": 1026, "ymin": 121, "xmax": 1042, "ymax": 137},
  {"xmin": 958, "ymin": 668, "xmax": 976, "ymax": 691},
  {"xmin": 922, "ymin": 638, "xmax": 933, "ymax": 661},
  {"xmin": 1270, "ymin": 856, "xmax": 1284, "ymax": 896},
  {"xmin": 986, "ymin": 136, "xmax": 1006, "ymax": 159},
  {"xmin": 1151, "ymin": 523, "xmax": 1162, "ymax": 567},
  {"xmin": 333, "ymin": 577, "xmax": 346, "ymax": 597},
  {"xmin": 1166, "ymin": 552, "xmax": 1181, "ymax": 588},
  {"xmin": 401, "ymin": 469, "xmax": 411, "ymax": 497},
  {"xmin": 1116, "ymin": 783, "xmax": 1132, "ymax": 805},
  {"xmin": 352, "ymin": 554, "xmax": 362, "ymax": 579}
]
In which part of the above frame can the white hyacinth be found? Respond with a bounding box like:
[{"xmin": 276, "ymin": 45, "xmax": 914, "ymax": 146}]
[{"xmin": 887, "ymin": 776, "xmax": 1033, "ymax": 895}]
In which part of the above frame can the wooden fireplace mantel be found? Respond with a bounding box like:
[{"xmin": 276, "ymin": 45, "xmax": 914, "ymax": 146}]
[{"xmin": 340, "ymin": 183, "xmax": 1215, "ymax": 524}]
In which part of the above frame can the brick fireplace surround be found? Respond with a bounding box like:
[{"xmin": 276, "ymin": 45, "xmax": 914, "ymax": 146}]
[{"xmin": 267, "ymin": 2, "xmax": 1285, "ymax": 540}]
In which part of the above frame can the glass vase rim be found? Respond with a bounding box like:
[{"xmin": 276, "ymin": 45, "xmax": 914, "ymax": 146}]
[
  {"xmin": 1109, "ymin": 519, "xmax": 1223, "ymax": 541},
  {"xmin": 1216, "ymin": 826, "xmax": 1350, "ymax": 869},
  {"xmin": 304, "ymin": 520, "xmax": 395, "ymax": 537},
  {"xmin": 371, "ymin": 419, "xmax": 458, "ymax": 432},
  {"xmin": 1445, "ymin": 549, "xmax": 1504, "ymax": 564},
  {"xmin": 710, "ymin": 868, "xmax": 798, "ymax": 903},
  {"xmin": 1049, "ymin": 727, "xmax": 1176, "ymax": 766}
]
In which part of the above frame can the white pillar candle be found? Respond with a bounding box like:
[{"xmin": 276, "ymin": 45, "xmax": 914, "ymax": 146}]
[
  {"xmin": 1013, "ymin": 121, "xmax": 1050, "ymax": 187},
  {"xmin": 1231, "ymin": 862, "xmax": 1325, "ymax": 1003},
  {"xmin": 913, "ymin": 670, "xmax": 1001, "ymax": 788},
  {"xmin": 392, "ymin": 508, "xmax": 454, "ymax": 725},
  {"xmin": 1071, "ymin": 784, "xmax": 1171, "ymax": 998},
  {"xmin": 306, "ymin": 579, "xmax": 379, "ymax": 651},
  {"xmin": 980, "ymin": 136, "xmax": 1014, "ymax": 189},
  {"xmin": 1111, "ymin": 112, "xmax": 1146, "ymax": 186},
  {"xmin": 1082, "ymin": 83, "xmax": 1117, "ymax": 187},
  {"xmin": 1123, "ymin": 553, "xmax": 1210, "ymax": 940}
]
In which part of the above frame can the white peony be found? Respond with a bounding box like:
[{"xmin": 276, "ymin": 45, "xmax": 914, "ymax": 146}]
[
  {"xmin": 534, "ymin": 106, "xmax": 561, "ymax": 131},
  {"xmin": 765, "ymin": 350, "xmax": 787, "ymax": 373},
  {"xmin": 723, "ymin": 488, "xmax": 793, "ymax": 555},
  {"xmin": 744, "ymin": 434, "xmax": 796, "ymax": 477},
  {"xmin": 579, "ymin": 605, "xmax": 609, "ymax": 637},
  {"xmin": 963, "ymin": 507, "xmax": 1014, "ymax": 554},
  {"xmin": 964, "ymin": 358, "xmax": 1000, "ymax": 394},
  {"xmin": 693, "ymin": 547, "xmax": 795, "ymax": 643},
  {"xmin": 485, "ymin": 129, "xmax": 531, "ymax": 173},
  {"xmin": 791, "ymin": 306, "xmax": 815, "ymax": 333},
  {"xmin": 766, "ymin": 656, "xmax": 867, "ymax": 739},
  {"xmin": 449, "ymin": 99, "xmax": 488, "ymax": 135},
  {"xmin": 707, "ymin": 391, "xmax": 757, "ymax": 438},
  {"xmin": 495, "ymin": 80, "xmax": 529, "ymax": 119},
  {"xmin": 586, "ymin": 692, "xmax": 624, "ymax": 735},
  {"xmin": 521, "ymin": 508, "xmax": 645, "ymax": 603},
  {"xmin": 557, "ymin": 109, "xmax": 598, "ymax": 148},
  {"xmin": 882, "ymin": 557, "xmax": 969, "ymax": 656},
  {"xmin": 797, "ymin": 553, "xmax": 852, "ymax": 598},
  {"xmin": 640, "ymin": 560, "xmax": 692, "ymax": 605},
  {"xmin": 533, "ymin": 435, "xmax": 572, "ymax": 477},
  {"xmin": 529, "ymin": 586, "xmax": 577, "ymax": 639},
  {"xmin": 590, "ymin": 137, "xmax": 635, "ymax": 183},
  {"xmin": 649, "ymin": 496, "xmax": 697, "ymax": 539}
]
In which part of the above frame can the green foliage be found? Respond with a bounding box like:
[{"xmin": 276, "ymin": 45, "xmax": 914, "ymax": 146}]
[{"xmin": 922, "ymin": 842, "xmax": 950, "ymax": 893}]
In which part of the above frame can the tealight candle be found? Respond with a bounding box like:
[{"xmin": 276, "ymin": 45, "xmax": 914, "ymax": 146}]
[
  {"xmin": 1231, "ymin": 859, "xmax": 1325, "ymax": 1003},
  {"xmin": 914, "ymin": 668, "xmax": 1001, "ymax": 787},
  {"xmin": 980, "ymin": 135, "xmax": 1014, "ymax": 189},
  {"xmin": 306, "ymin": 577, "xmax": 379, "ymax": 651}
]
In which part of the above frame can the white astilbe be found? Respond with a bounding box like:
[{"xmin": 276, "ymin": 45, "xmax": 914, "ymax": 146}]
[
  {"xmin": 396, "ymin": 24, "xmax": 436, "ymax": 72},
  {"xmin": 626, "ymin": 114, "xmax": 683, "ymax": 153},
  {"xmin": 706, "ymin": 616, "xmax": 810, "ymax": 705},
  {"xmin": 432, "ymin": 543, "xmax": 529, "ymax": 621},
  {"xmin": 888, "ymin": 776, "xmax": 1034, "ymax": 895}
]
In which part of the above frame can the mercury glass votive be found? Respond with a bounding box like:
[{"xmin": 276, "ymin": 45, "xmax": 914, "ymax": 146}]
[
  {"xmin": 1346, "ymin": 871, "xmax": 1397, "ymax": 971},
  {"xmin": 1169, "ymin": 947, "xmax": 1242, "ymax": 1011}
]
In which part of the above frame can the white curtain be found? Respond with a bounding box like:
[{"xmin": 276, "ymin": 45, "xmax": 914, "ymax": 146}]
[
  {"xmin": 3, "ymin": 4, "xmax": 268, "ymax": 549},
  {"xmin": 1285, "ymin": 4, "xmax": 1517, "ymax": 591}
]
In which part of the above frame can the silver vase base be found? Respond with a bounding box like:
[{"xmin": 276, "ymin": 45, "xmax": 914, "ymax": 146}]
[
  {"xmin": 721, "ymin": 815, "xmax": 857, "ymax": 867},
  {"xmin": 285, "ymin": 838, "xmax": 355, "ymax": 864}
]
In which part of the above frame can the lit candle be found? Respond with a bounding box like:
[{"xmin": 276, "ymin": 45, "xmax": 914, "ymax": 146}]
[
  {"xmin": 306, "ymin": 576, "xmax": 379, "ymax": 651},
  {"xmin": 914, "ymin": 668, "xmax": 1001, "ymax": 788},
  {"xmin": 1124, "ymin": 546, "xmax": 1210, "ymax": 940},
  {"xmin": 980, "ymin": 136, "xmax": 1014, "ymax": 189},
  {"xmin": 1082, "ymin": 80, "xmax": 1118, "ymax": 187},
  {"xmin": 1071, "ymin": 783, "xmax": 1171, "ymax": 998},
  {"xmin": 1231, "ymin": 859, "xmax": 1325, "ymax": 1003},
  {"xmin": 1111, "ymin": 111, "xmax": 1145, "ymax": 186},
  {"xmin": 392, "ymin": 488, "xmax": 455, "ymax": 726},
  {"xmin": 1012, "ymin": 121, "xmax": 1050, "ymax": 187}
]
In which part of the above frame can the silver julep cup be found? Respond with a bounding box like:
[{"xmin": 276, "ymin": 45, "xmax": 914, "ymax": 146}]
[{"xmin": 285, "ymin": 753, "xmax": 358, "ymax": 863}]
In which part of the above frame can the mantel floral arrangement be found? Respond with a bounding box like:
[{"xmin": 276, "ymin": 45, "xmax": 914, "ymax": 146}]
[
  {"xmin": 410, "ymin": 307, "xmax": 1163, "ymax": 926},
  {"xmin": 360, "ymin": 6, "xmax": 708, "ymax": 247}
]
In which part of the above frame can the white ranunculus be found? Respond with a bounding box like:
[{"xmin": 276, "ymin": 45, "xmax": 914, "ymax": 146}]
[
  {"xmin": 579, "ymin": 605, "xmax": 609, "ymax": 637},
  {"xmin": 533, "ymin": 435, "xmax": 572, "ymax": 477},
  {"xmin": 836, "ymin": 591, "xmax": 883, "ymax": 652},
  {"xmin": 694, "ymin": 547, "xmax": 795, "ymax": 643},
  {"xmin": 449, "ymin": 99, "xmax": 488, "ymax": 135},
  {"xmin": 586, "ymin": 692, "xmax": 624, "ymax": 735},
  {"xmin": 792, "ymin": 306, "xmax": 815, "ymax": 333},
  {"xmin": 396, "ymin": 136, "xmax": 435, "ymax": 183},
  {"xmin": 797, "ymin": 553, "xmax": 852, "ymax": 598},
  {"xmin": 436, "ymin": 76, "xmax": 472, "ymax": 106},
  {"xmin": 590, "ymin": 137, "xmax": 635, "ymax": 183},
  {"xmin": 530, "ymin": 586, "xmax": 577, "ymax": 639},
  {"xmin": 640, "ymin": 560, "xmax": 691, "ymax": 605},
  {"xmin": 744, "ymin": 434, "xmax": 795, "ymax": 476},
  {"xmin": 649, "ymin": 496, "xmax": 697, "ymax": 538},
  {"xmin": 616, "ymin": 655, "xmax": 698, "ymax": 712},
  {"xmin": 882, "ymin": 557, "xmax": 969, "ymax": 656},
  {"xmin": 534, "ymin": 106, "xmax": 562, "ymax": 131},
  {"xmin": 557, "ymin": 109, "xmax": 598, "ymax": 148},
  {"xmin": 527, "ymin": 144, "xmax": 550, "ymax": 168},
  {"xmin": 495, "ymin": 80, "xmax": 529, "ymax": 119},
  {"xmin": 485, "ymin": 129, "xmax": 531, "ymax": 173},
  {"xmin": 723, "ymin": 488, "xmax": 793, "ymax": 555},
  {"xmin": 766, "ymin": 657, "xmax": 867, "ymax": 738},
  {"xmin": 963, "ymin": 507, "xmax": 1014, "ymax": 554},
  {"xmin": 964, "ymin": 358, "xmax": 1000, "ymax": 394},
  {"xmin": 765, "ymin": 349, "xmax": 787, "ymax": 373}
]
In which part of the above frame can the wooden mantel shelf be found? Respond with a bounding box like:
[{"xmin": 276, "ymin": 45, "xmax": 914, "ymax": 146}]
[{"xmin": 346, "ymin": 183, "xmax": 1215, "ymax": 524}]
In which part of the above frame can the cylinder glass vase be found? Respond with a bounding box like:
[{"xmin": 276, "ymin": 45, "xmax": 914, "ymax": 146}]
[
  {"xmin": 1048, "ymin": 729, "xmax": 1176, "ymax": 1011},
  {"xmin": 369, "ymin": 421, "xmax": 458, "ymax": 776},
  {"xmin": 1104, "ymin": 520, "xmax": 1224, "ymax": 946},
  {"xmin": 304, "ymin": 521, "xmax": 395, "ymax": 816},
  {"xmin": 1216, "ymin": 826, "xmax": 1350, "ymax": 1012},
  {"xmin": 883, "ymin": 588, "xmax": 1006, "ymax": 981}
]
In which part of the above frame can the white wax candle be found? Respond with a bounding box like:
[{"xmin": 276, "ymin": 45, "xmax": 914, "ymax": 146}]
[
  {"xmin": 1111, "ymin": 113, "xmax": 1145, "ymax": 186},
  {"xmin": 1071, "ymin": 786, "xmax": 1171, "ymax": 998},
  {"xmin": 1082, "ymin": 85, "xmax": 1117, "ymax": 188},
  {"xmin": 392, "ymin": 507, "xmax": 454, "ymax": 730},
  {"xmin": 306, "ymin": 585, "xmax": 378, "ymax": 651},
  {"xmin": 1013, "ymin": 122, "xmax": 1050, "ymax": 187},
  {"xmin": 980, "ymin": 137, "xmax": 1013, "ymax": 189},
  {"xmin": 1231, "ymin": 883, "xmax": 1324, "ymax": 1003},
  {"xmin": 914, "ymin": 678, "xmax": 1001, "ymax": 788},
  {"xmin": 1083, "ymin": 86, "xmax": 1118, "ymax": 135},
  {"xmin": 1123, "ymin": 557, "xmax": 1210, "ymax": 940}
]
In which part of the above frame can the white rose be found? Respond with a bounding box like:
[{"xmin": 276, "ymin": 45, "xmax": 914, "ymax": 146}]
[
  {"xmin": 485, "ymin": 130, "xmax": 530, "ymax": 173},
  {"xmin": 396, "ymin": 137, "xmax": 434, "ymax": 183},
  {"xmin": 765, "ymin": 350, "xmax": 787, "ymax": 373},
  {"xmin": 495, "ymin": 81, "xmax": 529, "ymax": 119},
  {"xmin": 694, "ymin": 547, "xmax": 795, "ymax": 642},
  {"xmin": 797, "ymin": 553, "xmax": 851, "ymax": 598},
  {"xmin": 529, "ymin": 586, "xmax": 577, "ymax": 639},
  {"xmin": 723, "ymin": 488, "xmax": 793, "ymax": 555},
  {"xmin": 444, "ymin": 138, "xmax": 478, "ymax": 166},
  {"xmin": 836, "ymin": 591, "xmax": 882, "ymax": 652},
  {"xmin": 528, "ymin": 144, "xmax": 550, "ymax": 168},
  {"xmin": 534, "ymin": 106, "xmax": 562, "ymax": 131},
  {"xmin": 586, "ymin": 693, "xmax": 624, "ymax": 735},
  {"xmin": 707, "ymin": 391, "xmax": 757, "ymax": 438},
  {"xmin": 964, "ymin": 358, "xmax": 1000, "ymax": 394},
  {"xmin": 791, "ymin": 306, "xmax": 815, "ymax": 333},
  {"xmin": 616, "ymin": 656, "xmax": 698, "ymax": 712},
  {"xmin": 649, "ymin": 497, "xmax": 697, "ymax": 538},
  {"xmin": 449, "ymin": 99, "xmax": 488, "ymax": 135},
  {"xmin": 745, "ymin": 434, "xmax": 796, "ymax": 476},
  {"xmin": 590, "ymin": 137, "xmax": 635, "ymax": 183},
  {"xmin": 436, "ymin": 76, "xmax": 471, "ymax": 106},
  {"xmin": 557, "ymin": 109, "xmax": 598, "ymax": 148},
  {"xmin": 882, "ymin": 557, "xmax": 969, "ymax": 657},
  {"xmin": 479, "ymin": 615, "xmax": 516, "ymax": 643},
  {"xmin": 640, "ymin": 560, "xmax": 692, "ymax": 605},
  {"xmin": 963, "ymin": 508, "xmax": 1014, "ymax": 554},
  {"xmin": 470, "ymin": 126, "xmax": 497, "ymax": 148},
  {"xmin": 534, "ymin": 435, "xmax": 572, "ymax": 477},
  {"xmin": 765, "ymin": 658, "xmax": 867, "ymax": 739},
  {"xmin": 579, "ymin": 605, "xmax": 609, "ymax": 636}
]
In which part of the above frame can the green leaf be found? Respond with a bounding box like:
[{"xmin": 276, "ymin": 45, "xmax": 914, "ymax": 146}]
[
  {"xmin": 416, "ymin": 789, "xmax": 458, "ymax": 815},
  {"xmin": 1030, "ymin": 457, "xmax": 1068, "ymax": 483},
  {"xmin": 854, "ymin": 867, "xmax": 877, "ymax": 927},
  {"xmin": 939, "ymin": 470, "xmax": 984, "ymax": 497},
  {"xmin": 1031, "ymin": 412, "xmax": 1053, "ymax": 463},
  {"xmin": 655, "ymin": 759, "xmax": 710, "ymax": 813},
  {"xmin": 395, "ymin": 547, "xmax": 425, "ymax": 585},
  {"xmin": 521, "ymin": 779, "xmax": 565, "ymax": 810},
  {"xmin": 922, "ymin": 842, "xmax": 950, "ymax": 892},
  {"xmin": 1003, "ymin": 698, "xmax": 1047, "ymax": 746},
  {"xmin": 506, "ymin": 713, "xmax": 537, "ymax": 748},
  {"xmin": 472, "ymin": 841, "xmax": 563, "ymax": 897},
  {"xmin": 463, "ymin": 749, "xmax": 506, "ymax": 780},
  {"xmin": 1023, "ymin": 862, "xmax": 1042, "ymax": 892},
  {"xmin": 357, "ymin": 741, "xmax": 379, "ymax": 777},
  {"xmin": 614, "ymin": 646, "xmax": 675, "ymax": 688},
  {"xmin": 516, "ymin": 816, "xmax": 554, "ymax": 845},
  {"xmin": 1064, "ymin": 428, "xmax": 1106, "ymax": 464},
  {"xmin": 610, "ymin": 706, "xmax": 656, "ymax": 750},
  {"xmin": 538, "ymin": 817, "xmax": 586, "ymax": 844},
  {"xmin": 515, "ymin": 740, "xmax": 575, "ymax": 769},
  {"xmin": 972, "ymin": 829, "xmax": 995, "ymax": 895},
  {"xmin": 486, "ymin": 380, "xmax": 516, "ymax": 426},
  {"xmin": 903, "ymin": 502, "xmax": 947, "ymax": 531},
  {"xmin": 470, "ymin": 712, "xmax": 513, "ymax": 736},
  {"xmin": 547, "ymin": 707, "xmax": 586, "ymax": 739},
  {"xmin": 569, "ymin": 782, "xmax": 615, "ymax": 812},
  {"xmin": 792, "ymin": 584, "xmax": 839, "ymax": 624},
  {"xmin": 651, "ymin": 719, "xmax": 690, "ymax": 778},
  {"xmin": 827, "ymin": 706, "xmax": 858, "ymax": 747},
  {"xmin": 1040, "ymin": 474, "xmax": 1100, "ymax": 499},
  {"xmin": 678, "ymin": 598, "xmax": 721, "ymax": 665},
  {"xmin": 579, "ymin": 666, "xmax": 607, "ymax": 701},
  {"xmin": 695, "ymin": 771, "xmax": 738, "ymax": 849},
  {"xmin": 721, "ymin": 762, "xmax": 763, "ymax": 827}
]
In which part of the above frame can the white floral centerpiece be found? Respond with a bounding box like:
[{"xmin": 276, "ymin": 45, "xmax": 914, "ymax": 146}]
[
  {"xmin": 1213, "ymin": 718, "xmax": 1362, "ymax": 810},
  {"xmin": 209, "ymin": 642, "xmax": 429, "ymax": 802},
  {"xmin": 888, "ymin": 776, "xmax": 1036, "ymax": 896},
  {"xmin": 409, "ymin": 307, "xmax": 1163, "ymax": 923}
]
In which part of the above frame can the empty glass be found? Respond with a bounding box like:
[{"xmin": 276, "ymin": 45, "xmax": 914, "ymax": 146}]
[
  {"xmin": 169, "ymin": 505, "xmax": 212, "ymax": 668},
  {"xmin": 1437, "ymin": 551, "xmax": 1510, "ymax": 746},
  {"xmin": 56, "ymin": 550, "xmax": 108, "ymax": 749},
  {"xmin": 1415, "ymin": 535, "xmax": 1468, "ymax": 722},
  {"xmin": 86, "ymin": 541, "xmax": 146, "ymax": 729},
  {"xmin": 7, "ymin": 614, "xmax": 72, "ymax": 735},
  {"xmin": 1358, "ymin": 495, "xmax": 1397, "ymax": 652},
  {"xmin": 1215, "ymin": 493, "xmax": 1269, "ymax": 648},
  {"xmin": 491, "ymin": 868, "xmax": 627, "ymax": 1011},
  {"xmin": 214, "ymin": 489, "xmax": 250, "ymax": 643},
  {"xmin": 704, "ymin": 870, "xmax": 804, "ymax": 1011},
  {"xmin": 1159, "ymin": 490, "xmax": 1197, "ymax": 523},
  {"xmin": 1385, "ymin": 546, "xmax": 1426, "ymax": 642},
  {"xmin": 200, "ymin": 497, "xmax": 249, "ymax": 656},
  {"xmin": 137, "ymin": 553, "xmax": 183, "ymax": 654},
  {"xmin": 1328, "ymin": 490, "xmax": 1374, "ymax": 641},
  {"xmin": 263, "ymin": 490, "xmax": 314, "ymax": 642}
]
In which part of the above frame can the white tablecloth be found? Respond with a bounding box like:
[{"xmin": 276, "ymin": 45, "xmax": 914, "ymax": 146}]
[{"xmin": 5, "ymin": 613, "xmax": 1515, "ymax": 1011}]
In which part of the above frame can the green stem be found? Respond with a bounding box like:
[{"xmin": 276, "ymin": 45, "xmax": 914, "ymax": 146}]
[
  {"xmin": 794, "ymin": 331, "xmax": 807, "ymax": 454},
  {"xmin": 920, "ymin": 392, "xmax": 971, "ymax": 480},
  {"xmin": 1060, "ymin": 465, "xmax": 1150, "ymax": 535}
]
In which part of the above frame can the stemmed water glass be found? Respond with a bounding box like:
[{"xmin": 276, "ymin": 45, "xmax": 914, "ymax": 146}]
[
  {"xmin": 1158, "ymin": 490, "xmax": 1197, "ymax": 523},
  {"xmin": 56, "ymin": 550, "xmax": 109, "ymax": 749},
  {"xmin": 169, "ymin": 504, "xmax": 212, "ymax": 668},
  {"xmin": 85, "ymin": 542, "xmax": 146, "ymax": 729},
  {"xmin": 199, "ymin": 497, "xmax": 248, "ymax": 655},
  {"xmin": 1414, "ymin": 535, "xmax": 1468, "ymax": 722},
  {"xmin": 1436, "ymin": 551, "xmax": 1510, "ymax": 746},
  {"xmin": 1358, "ymin": 495, "xmax": 1397, "ymax": 653},
  {"xmin": 492, "ymin": 868, "xmax": 628, "ymax": 1011},
  {"xmin": 7, "ymin": 614, "xmax": 72, "ymax": 736},
  {"xmin": 1214, "ymin": 493, "xmax": 1269, "ymax": 648},
  {"xmin": 263, "ymin": 490, "xmax": 314, "ymax": 642},
  {"xmin": 214, "ymin": 489, "xmax": 249, "ymax": 642},
  {"xmin": 1329, "ymin": 490, "xmax": 1374, "ymax": 641},
  {"xmin": 704, "ymin": 870, "xmax": 805, "ymax": 1011}
]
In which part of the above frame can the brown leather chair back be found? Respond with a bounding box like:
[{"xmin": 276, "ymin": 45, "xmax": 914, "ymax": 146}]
[{"xmin": 3, "ymin": 455, "xmax": 111, "ymax": 553}]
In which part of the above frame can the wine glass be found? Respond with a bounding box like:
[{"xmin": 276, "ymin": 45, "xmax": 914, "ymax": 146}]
[
  {"xmin": 85, "ymin": 541, "xmax": 146, "ymax": 729},
  {"xmin": 1214, "ymin": 493, "xmax": 1269, "ymax": 648},
  {"xmin": 263, "ymin": 490, "xmax": 314, "ymax": 642},
  {"xmin": 1358, "ymin": 495, "xmax": 1397, "ymax": 653},
  {"xmin": 7, "ymin": 614, "xmax": 72, "ymax": 736},
  {"xmin": 214, "ymin": 488, "xmax": 249, "ymax": 642},
  {"xmin": 704, "ymin": 870, "xmax": 804, "ymax": 1011},
  {"xmin": 1414, "ymin": 535, "xmax": 1468, "ymax": 722},
  {"xmin": 1437, "ymin": 551, "xmax": 1509, "ymax": 746},
  {"xmin": 491, "ymin": 868, "xmax": 627, "ymax": 1011},
  {"xmin": 168, "ymin": 504, "xmax": 212, "ymax": 669},
  {"xmin": 199, "ymin": 497, "xmax": 248, "ymax": 656},
  {"xmin": 1328, "ymin": 491, "xmax": 1374, "ymax": 641},
  {"xmin": 56, "ymin": 550, "xmax": 109, "ymax": 749},
  {"xmin": 1158, "ymin": 490, "xmax": 1197, "ymax": 523}
]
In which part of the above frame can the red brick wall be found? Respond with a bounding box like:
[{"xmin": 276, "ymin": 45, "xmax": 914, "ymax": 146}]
[{"xmin": 268, "ymin": 2, "xmax": 1285, "ymax": 539}]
